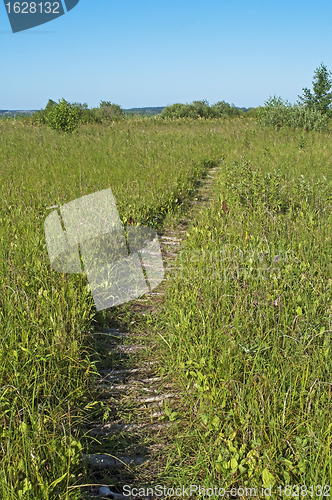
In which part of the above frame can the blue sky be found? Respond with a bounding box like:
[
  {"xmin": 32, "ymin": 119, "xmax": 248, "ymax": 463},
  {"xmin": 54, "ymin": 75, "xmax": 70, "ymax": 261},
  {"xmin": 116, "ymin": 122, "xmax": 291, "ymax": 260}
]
[{"xmin": 1, "ymin": 0, "xmax": 332, "ymax": 110}]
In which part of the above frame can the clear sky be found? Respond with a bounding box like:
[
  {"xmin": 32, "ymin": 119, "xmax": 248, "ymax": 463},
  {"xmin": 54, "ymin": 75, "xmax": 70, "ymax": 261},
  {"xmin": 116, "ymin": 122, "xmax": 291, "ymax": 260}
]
[{"xmin": 1, "ymin": 0, "xmax": 332, "ymax": 110}]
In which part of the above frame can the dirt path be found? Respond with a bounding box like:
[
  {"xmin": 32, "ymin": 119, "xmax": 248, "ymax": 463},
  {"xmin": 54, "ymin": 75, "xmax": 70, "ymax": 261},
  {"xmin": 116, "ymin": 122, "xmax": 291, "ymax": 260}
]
[{"xmin": 80, "ymin": 164, "xmax": 221, "ymax": 499}]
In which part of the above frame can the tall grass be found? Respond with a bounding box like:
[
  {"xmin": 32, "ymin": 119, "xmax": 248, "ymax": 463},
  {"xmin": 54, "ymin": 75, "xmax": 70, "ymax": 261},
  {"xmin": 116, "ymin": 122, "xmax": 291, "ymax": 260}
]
[
  {"xmin": 2, "ymin": 114, "xmax": 332, "ymax": 496},
  {"xmin": 154, "ymin": 121, "xmax": 332, "ymax": 492},
  {"xmin": 0, "ymin": 116, "xmax": 232, "ymax": 498}
]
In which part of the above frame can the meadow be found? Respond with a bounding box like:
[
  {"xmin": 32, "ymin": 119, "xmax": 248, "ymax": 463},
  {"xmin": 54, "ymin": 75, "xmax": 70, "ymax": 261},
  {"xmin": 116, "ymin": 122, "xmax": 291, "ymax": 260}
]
[
  {"xmin": 0, "ymin": 112, "xmax": 332, "ymax": 497},
  {"xmin": 152, "ymin": 121, "xmax": 332, "ymax": 493},
  {"xmin": 0, "ymin": 115, "xmax": 224, "ymax": 498}
]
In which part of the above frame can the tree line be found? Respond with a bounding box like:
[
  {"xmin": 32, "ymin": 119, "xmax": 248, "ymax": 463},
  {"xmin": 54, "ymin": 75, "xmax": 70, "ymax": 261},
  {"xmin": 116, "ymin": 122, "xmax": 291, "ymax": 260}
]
[{"xmin": 4, "ymin": 62, "xmax": 331, "ymax": 133}]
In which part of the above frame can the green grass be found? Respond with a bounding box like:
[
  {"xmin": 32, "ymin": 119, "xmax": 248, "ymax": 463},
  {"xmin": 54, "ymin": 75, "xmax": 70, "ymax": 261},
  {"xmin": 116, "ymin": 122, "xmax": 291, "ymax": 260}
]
[
  {"xmin": 1, "ymin": 114, "xmax": 332, "ymax": 497},
  {"xmin": 0, "ymin": 115, "xmax": 229, "ymax": 498},
  {"xmin": 153, "ymin": 121, "xmax": 332, "ymax": 494}
]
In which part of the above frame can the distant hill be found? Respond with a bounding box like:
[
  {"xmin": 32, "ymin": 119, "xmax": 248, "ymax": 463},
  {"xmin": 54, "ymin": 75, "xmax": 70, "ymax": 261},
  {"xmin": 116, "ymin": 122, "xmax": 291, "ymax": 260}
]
[
  {"xmin": 123, "ymin": 107, "xmax": 165, "ymax": 116},
  {"xmin": 0, "ymin": 107, "xmax": 166, "ymax": 117},
  {"xmin": 0, "ymin": 110, "xmax": 38, "ymax": 116},
  {"xmin": 0, "ymin": 106, "xmax": 255, "ymax": 117},
  {"xmin": 124, "ymin": 106, "xmax": 254, "ymax": 115}
]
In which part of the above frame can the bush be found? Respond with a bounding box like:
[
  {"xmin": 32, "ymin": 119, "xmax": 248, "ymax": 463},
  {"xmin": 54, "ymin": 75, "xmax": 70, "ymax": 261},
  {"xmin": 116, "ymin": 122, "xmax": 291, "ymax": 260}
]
[
  {"xmin": 160, "ymin": 100, "xmax": 242, "ymax": 119},
  {"xmin": 30, "ymin": 99, "xmax": 57, "ymax": 126},
  {"xmin": 210, "ymin": 100, "xmax": 243, "ymax": 118},
  {"xmin": 43, "ymin": 98, "xmax": 81, "ymax": 133},
  {"xmin": 70, "ymin": 102, "xmax": 98, "ymax": 124},
  {"xmin": 243, "ymin": 107, "xmax": 262, "ymax": 119},
  {"xmin": 33, "ymin": 99, "xmax": 125, "ymax": 128},
  {"xmin": 99, "ymin": 101, "xmax": 125, "ymax": 122},
  {"xmin": 258, "ymin": 96, "xmax": 330, "ymax": 131}
]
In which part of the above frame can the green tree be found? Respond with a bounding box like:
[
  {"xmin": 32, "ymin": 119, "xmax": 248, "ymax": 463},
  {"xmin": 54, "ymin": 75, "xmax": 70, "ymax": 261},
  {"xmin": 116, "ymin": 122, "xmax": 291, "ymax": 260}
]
[
  {"xmin": 160, "ymin": 100, "xmax": 242, "ymax": 119},
  {"xmin": 71, "ymin": 102, "xmax": 98, "ymax": 124},
  {"xmin": 45, "ymin": 99, "xmax": 57, "ymax": 111},
  {"xmin": 99, "ymin": 101, "xmax": 124, "ymax": 121},
  {"xmin": 298, "ymin": 63, "xmax": 332, "ymax": 116},
  {"xmin": 258, "ymin": 95, "xmax": 329, "ymax": 132},
  {"xmin": 211, "ymin": 100, "xmax": 242, "ymax": 117},
  {"xmin": 44, "ymin": 98, "xmax": 81, "ymax": 133},
  {"xmin": 32, "ymin": 99, "xmax": 57, "ymax": 124}
]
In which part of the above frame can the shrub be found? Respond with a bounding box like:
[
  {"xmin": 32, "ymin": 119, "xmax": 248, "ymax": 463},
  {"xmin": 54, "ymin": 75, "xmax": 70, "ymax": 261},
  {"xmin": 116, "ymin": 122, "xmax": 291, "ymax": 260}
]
[
  {"xmin": 160, "ymin": 100, "xmax": 242, "ymax": 119},
  {"xmin": 70, "ymin": 102, "xmax": 98, "ymax": 124},
  {"xmin": 44, "ymin": 98, "xmax": 81, "ymax": 133},
  {"xmin": 30, "ymin": 99, "xmax": 57, "ymax": 125},
  {"xmin": 210, "ymin": 100, "xmax": 243, "ymax": 118},
  {"xmin": 99, "ymin": 101, "xmax": 125, "ymax": 122},
  {"xmin": 243, "ymin": 107, "xmax": 262, "ymax": 119},
  {"xmin": 258, "ymin": 95, "xmax": 330, "ymax": 131}
]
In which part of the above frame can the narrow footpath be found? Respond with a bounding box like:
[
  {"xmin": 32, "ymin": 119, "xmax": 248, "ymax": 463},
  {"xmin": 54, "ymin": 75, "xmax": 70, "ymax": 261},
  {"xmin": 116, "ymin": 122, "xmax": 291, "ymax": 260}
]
[{"xmin": 80, "ymin": 163, "xmax": 221, "ymax": 499}]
